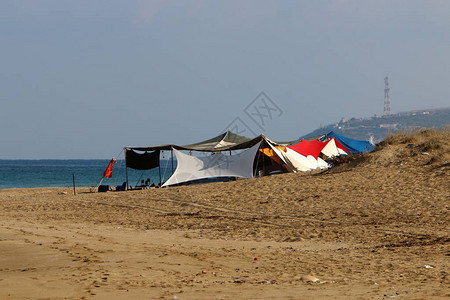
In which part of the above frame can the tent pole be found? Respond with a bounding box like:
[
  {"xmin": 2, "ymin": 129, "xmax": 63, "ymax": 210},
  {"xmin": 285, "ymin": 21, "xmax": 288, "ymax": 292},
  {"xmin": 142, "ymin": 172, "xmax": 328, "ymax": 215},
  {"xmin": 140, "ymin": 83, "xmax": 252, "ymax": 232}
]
[
  {"xmin": 125, "ymin": 167, "xmax": 129, "ymax": 190},
  {"xmin": 262, "ymin": 146, "xmax": 265, "ymax": 176},
  {"xmin": 260, "ymin": 140, "xmax": 266, "ymax": 176},
  {"xmin": 254, "ymin": 143, "xmax": 262, "ymax": 178},
  {"xmin": 125, "ymin": 148, "xmax": 129, "ymax": 190}
]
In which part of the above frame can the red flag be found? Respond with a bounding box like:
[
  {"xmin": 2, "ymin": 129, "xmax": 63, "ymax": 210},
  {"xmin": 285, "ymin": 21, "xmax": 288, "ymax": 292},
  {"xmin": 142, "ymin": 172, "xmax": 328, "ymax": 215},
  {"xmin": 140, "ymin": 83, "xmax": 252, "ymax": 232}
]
[{"xmin": 103, "ymin": 158, "xmax": 117, "ymax": 178}]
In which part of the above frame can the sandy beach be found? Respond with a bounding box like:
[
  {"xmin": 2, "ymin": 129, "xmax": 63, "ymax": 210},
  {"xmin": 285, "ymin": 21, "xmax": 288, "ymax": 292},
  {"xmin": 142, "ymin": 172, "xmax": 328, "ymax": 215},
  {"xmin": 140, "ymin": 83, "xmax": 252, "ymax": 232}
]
[{"xmin": 0, "ymin": 131, "xmax": 449, "ymax": 299}]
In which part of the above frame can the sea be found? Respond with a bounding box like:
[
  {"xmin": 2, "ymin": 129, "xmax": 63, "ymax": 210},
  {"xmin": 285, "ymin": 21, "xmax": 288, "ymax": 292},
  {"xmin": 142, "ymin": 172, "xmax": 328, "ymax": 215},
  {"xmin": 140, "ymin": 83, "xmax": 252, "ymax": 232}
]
[{"xmin": 0, "ymin": 159, "xmax": 176, "ymax": 189}]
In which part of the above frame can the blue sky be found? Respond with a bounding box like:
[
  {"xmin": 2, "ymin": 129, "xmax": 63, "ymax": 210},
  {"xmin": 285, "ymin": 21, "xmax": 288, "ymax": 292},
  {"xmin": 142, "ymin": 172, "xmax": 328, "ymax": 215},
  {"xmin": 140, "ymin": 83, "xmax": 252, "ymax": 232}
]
[{"xmin": 1, "ymin": 0, "xmax": 449, "ymax": 158}]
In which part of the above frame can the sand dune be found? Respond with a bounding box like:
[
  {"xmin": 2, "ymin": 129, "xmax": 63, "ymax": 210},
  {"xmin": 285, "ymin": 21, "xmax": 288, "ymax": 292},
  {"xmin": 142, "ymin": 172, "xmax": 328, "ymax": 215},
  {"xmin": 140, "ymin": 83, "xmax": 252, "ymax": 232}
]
[{"xmin": 0, "ymin": 130, "xmax": 449, "ymax": 299}]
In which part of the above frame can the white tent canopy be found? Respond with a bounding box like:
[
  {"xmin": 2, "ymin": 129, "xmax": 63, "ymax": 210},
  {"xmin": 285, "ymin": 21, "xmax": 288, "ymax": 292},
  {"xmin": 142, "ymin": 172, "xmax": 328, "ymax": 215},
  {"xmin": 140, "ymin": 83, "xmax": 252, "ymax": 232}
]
[
  {"xmin": 162, "ymin": 142, "xmax": 261, "ymax": 187},
  {"xmin": 278, "ymin": 148, "xmax": 318, "ymax": 172},
  {"xmin": 321, "ymin": 138, "xmax": 348, "ymax": 158},
  {"xmin": 317, "ymin": 157, "xmax": 329, "ymax": 169}
]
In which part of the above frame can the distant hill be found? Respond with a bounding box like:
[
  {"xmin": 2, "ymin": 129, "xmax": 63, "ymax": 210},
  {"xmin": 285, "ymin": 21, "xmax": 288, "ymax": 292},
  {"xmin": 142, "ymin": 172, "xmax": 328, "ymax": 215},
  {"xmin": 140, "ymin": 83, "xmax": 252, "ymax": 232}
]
[{"xmin": 300, "ymin": 107, "xmax": 450, "ymax": 143}]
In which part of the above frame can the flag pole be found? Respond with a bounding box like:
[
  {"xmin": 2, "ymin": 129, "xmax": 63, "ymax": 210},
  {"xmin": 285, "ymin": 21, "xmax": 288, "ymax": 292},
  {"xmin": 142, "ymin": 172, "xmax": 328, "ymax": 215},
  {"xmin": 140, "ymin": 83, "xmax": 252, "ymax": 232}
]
[{"xmin": 96, "ymin": 176, "xmax": 105, "ymax": 188}]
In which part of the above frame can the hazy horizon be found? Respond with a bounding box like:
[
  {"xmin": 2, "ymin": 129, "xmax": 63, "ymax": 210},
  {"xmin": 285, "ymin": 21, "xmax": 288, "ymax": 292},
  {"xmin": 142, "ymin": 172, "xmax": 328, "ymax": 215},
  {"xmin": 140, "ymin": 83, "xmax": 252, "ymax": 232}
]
[{"xmin": 2, "ymin": 1, "xmax": 450, "ymax": 159}]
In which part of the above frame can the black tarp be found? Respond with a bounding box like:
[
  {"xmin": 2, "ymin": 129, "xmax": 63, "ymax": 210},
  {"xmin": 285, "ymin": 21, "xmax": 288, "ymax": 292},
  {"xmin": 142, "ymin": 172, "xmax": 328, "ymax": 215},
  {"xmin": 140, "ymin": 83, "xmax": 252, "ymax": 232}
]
[{"xmin": 126, "ymin": 149, "xmax": 160, "ymax": 170}]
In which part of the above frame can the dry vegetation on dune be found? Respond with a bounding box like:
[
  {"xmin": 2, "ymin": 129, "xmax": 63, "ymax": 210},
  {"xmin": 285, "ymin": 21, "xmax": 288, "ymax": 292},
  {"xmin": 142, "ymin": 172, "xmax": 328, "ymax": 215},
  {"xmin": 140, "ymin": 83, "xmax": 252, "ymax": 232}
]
[
  {"xmin": 378, "ymin": 129, "xmax": 450, "ymax": 164},
  {"xmin": 329, "ymin": 128, "xmax": 450, "ymax": 170},
  {"xmin": 0, "ymin": 129, "xmax": 449, "ymax": 299}
]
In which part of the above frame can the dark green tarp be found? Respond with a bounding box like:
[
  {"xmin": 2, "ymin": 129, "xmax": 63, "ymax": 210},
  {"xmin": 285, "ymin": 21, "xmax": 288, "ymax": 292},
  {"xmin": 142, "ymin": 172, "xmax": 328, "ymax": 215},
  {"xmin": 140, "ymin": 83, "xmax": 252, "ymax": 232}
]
[{"xmin": 125, "ymin": 131, "xmax": 262, "ymax": 152}]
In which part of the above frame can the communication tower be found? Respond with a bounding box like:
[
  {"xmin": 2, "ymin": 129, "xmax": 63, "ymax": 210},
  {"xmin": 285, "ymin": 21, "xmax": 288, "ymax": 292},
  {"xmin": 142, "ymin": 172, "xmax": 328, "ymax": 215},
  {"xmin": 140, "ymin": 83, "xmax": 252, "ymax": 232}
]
[{"xmin": 384, "ymin": 76, "xmax": 391, "ymax": 117}]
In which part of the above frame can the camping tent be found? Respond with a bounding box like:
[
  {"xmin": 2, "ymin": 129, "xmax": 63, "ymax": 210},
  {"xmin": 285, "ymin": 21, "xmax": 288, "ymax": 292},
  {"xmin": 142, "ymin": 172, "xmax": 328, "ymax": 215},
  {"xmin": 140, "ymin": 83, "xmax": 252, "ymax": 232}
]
[
  {"xmin": 122, "ymin": 130, "xmax": 365, "ymax": 188},
  {"xmin": 124, "ymin": 132, "xmax": 286, "ymax": 188},
  {"xmin": 284, "ymin": 138, "xmax": 350, "ymax": 171},
  {"xmin": 288, "ymin": 140, "xmax": 326, "ymax": 159},
  {"xmin": 321, "ymin": 138, "xmax": 349, "ymax": 157},
  {"xmin": 279, "ymin": 148, "xmax": 322, "ymax": 171},
  {"xmin": 162, "ymin": 142, "xmax": 261, "ymax": 187},
  {"xmin": 326, "ymin": 131, "xmax": 374, "ymax": 154},
  {"xmin": 162, "ymin": 135, "xmax": 300, "ymax": 187}
]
